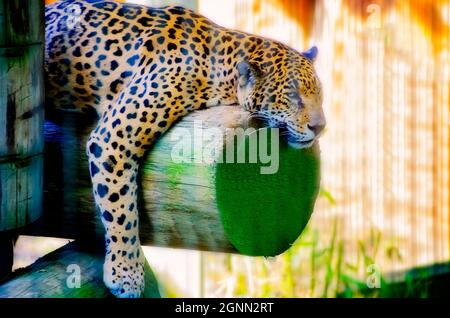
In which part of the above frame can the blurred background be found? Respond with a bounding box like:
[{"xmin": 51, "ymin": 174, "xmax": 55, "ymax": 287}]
[{"xmin": 28, "ymin": 0, "xmax": 450, "ymax": 297}]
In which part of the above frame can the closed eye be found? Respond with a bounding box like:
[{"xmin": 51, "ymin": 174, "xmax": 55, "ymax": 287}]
[
  {"xmin": 286, "ymin": 92, "xmax": 303, "ymax": 108},
  {"xmin": 287, "ymin": 92, "xmax": 300, "ymax": 99}
]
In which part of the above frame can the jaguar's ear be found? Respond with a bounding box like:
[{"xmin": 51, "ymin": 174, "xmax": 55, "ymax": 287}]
[
  {"xmin": 237, "ymin": 60, "xmax": 262, "ymax": 87},
  {"xmin": 301, "ymin": 46, "xmax": 318, "ymax": 62}
]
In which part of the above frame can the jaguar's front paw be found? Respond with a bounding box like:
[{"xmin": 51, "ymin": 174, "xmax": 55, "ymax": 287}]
[{"xmin": 103, "ymin": 243, "xmax": 145, "ymax": 298}]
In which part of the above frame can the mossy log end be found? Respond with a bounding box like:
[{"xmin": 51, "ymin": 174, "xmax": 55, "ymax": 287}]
[{"xmin": 0, "ymin": 241, "xmax": 161, "ymax": 298}]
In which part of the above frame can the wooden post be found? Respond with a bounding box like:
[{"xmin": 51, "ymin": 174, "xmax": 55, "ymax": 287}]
[
  {"xmin": 0, "ymin": 234, "xmax": 15, "ymax": 279},
  {"xmin": 0, "ymin": 0, "xmax": 45, "ymax": 276},
  {"xmin": 0, "ymin": 0, "xmax": 44, "ymax": 230}
]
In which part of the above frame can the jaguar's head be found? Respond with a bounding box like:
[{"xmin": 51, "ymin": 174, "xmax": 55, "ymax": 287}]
[{"xmin": 237, "ymin": 46, "xmax": 325, "ymax": 149}]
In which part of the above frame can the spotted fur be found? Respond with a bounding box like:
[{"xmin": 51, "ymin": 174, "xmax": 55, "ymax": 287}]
[{"xmin": 45, "ymin": 0, "xmax": 325, "ymax": 298}]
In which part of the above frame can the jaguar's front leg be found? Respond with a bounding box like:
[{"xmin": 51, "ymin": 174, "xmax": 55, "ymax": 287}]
[
  {"xmin": 86, "ymin": 88, "xmax": 172, "ymax": 298},
  {"xmin": 87, "ymin": 125, "xmax": 145, "ymax": 298}
]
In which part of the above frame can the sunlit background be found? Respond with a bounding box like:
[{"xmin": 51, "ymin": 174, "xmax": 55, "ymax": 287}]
[{"xmin": 28, "ymin": 0, "xmax": 450, "ymax": 297}]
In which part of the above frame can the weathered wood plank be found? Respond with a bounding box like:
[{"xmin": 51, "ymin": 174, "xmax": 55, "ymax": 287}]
[
  {"xmin": 0, "ymin": 241, "xmax": 161, "ymax": 298},
  {"xmin": 0, "ymin": 156, "xmax": 43, "ymax": 230},
  {"xmin": 0, "ymin": 0, "xmax": 45, "ymax": 231}
]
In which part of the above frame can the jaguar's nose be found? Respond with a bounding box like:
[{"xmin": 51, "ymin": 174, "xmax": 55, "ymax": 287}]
[{"xmin": 307, "ymin": 123, "xmax": 326, "ymax": 136}]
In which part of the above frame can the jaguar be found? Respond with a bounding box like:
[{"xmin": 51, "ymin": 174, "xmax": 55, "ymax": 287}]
[{"xmin": 45, "ymin": 0, "xmax": 326, "ymax": 297}]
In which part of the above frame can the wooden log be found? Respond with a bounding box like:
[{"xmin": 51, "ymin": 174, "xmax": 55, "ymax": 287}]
[
  {"xmin": 26, "ymin": 106, "xmax": 321, "ymax": 256},
  {"xmin": 0, "ymin": 0, "xmax": 45, "ymax": 232},
  {"xmin": 28, "ymin": 107, "xmax": 249, "ymax": 252},
  {"xmin": 0, "ymin": 241, "xmax": 161, "ymax": 298}
]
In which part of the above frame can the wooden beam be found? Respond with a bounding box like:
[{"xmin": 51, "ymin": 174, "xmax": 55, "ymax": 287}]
[{"xmin": 0, "ymin": 241, "xmax": 161, "ymax": 298}]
